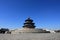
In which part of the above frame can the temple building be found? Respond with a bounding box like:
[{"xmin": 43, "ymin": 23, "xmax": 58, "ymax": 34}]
[
  {"xmin": 23, "ymin": 17, "xmax": 35, "ymax": 28},
  {"xmin": 11, "ymin": 18, "xmax": 50, "ymax": 34}
]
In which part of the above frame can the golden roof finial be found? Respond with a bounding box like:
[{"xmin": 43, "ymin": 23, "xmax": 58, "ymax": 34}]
[{"xmin": 28, "ymin": 16, "xmax": 31, "ymax": 19}]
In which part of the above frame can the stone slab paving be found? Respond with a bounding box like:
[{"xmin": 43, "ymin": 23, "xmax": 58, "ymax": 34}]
[{"xmin": 0, "ymin": 33, "xmax": 60, "ymax": 40}]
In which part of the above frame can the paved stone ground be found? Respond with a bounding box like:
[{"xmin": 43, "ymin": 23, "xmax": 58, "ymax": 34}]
[{"xmin": 0, "ymin": 33, "xmax": 60, "ymax": 40}]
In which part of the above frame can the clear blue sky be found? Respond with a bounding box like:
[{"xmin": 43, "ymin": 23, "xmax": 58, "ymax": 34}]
[{"xmin": 0, "ymin": 0, "xmax": 60, "ymax": 30}]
